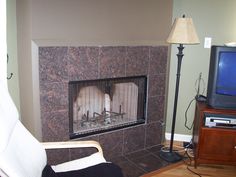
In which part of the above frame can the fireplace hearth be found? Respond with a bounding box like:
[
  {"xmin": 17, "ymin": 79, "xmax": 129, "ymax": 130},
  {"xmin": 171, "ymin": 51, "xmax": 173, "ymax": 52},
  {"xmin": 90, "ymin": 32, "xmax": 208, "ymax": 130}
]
[{"xmin": 69, "ymin": 76, "xmax": 147, "ymax": 138}]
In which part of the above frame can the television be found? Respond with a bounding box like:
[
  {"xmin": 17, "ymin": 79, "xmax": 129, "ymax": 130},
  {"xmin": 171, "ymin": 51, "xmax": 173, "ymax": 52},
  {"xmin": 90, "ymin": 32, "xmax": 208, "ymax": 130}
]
[{"xmin": 207, "ymin": 45, "xmax": 236, "ymax": 109}]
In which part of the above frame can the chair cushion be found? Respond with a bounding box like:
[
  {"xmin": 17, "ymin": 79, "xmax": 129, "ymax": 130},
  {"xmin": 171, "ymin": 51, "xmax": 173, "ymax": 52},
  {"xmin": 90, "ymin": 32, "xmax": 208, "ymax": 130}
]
[
  {"xmin": 42, "ymin": 165, "xmax": 58, "ymax": 177},
  {"xmin": 42, "ymin": 163, "xmax": 123, "ymax": 177}
]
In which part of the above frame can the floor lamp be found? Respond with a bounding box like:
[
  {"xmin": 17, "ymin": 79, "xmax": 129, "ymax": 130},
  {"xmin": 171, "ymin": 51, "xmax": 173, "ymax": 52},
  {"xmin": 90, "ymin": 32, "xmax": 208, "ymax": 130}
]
[{"xmin": 160, "ymin": 15, "xmax": 200, "ymax": 162}]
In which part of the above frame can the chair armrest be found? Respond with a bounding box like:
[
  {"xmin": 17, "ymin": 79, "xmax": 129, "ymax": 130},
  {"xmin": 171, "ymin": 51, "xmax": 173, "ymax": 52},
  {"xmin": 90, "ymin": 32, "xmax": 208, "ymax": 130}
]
[
  {"xmin": 0, "ymin": 169, "xmax": 8, "ymax": 177},
  {"xmin": 41, "ymin": 140, "xmax": 103, "ymax": 155}
]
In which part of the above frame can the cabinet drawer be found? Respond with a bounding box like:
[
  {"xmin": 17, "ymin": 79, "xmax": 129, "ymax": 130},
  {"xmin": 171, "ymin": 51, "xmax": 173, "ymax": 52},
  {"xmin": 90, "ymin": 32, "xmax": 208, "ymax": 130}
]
[{"xmin": 199, "ymin": 128, "xmax": 236, "ymax": 162}]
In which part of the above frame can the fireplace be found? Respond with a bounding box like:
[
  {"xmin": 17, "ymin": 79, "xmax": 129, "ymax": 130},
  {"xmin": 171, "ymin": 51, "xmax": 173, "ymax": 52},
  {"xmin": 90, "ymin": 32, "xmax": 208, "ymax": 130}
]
[
  {"xmin": 39, "ymin": 46, "xmax": 168, "ymax": 161},
  {"xmin": 69, "ymin": 76, "xmax": 147, "ymax": 138}
]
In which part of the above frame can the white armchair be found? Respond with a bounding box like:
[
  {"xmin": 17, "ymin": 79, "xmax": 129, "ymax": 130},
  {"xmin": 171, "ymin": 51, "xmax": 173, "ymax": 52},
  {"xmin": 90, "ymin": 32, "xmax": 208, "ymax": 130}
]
[{"xmin": 0, "ymin": 81, "xmax": 123, "ymax": 177}]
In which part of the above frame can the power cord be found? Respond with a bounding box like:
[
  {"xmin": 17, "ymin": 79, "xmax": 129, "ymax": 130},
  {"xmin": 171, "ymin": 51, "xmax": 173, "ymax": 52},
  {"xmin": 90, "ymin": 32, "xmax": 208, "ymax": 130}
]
[
  {"xmin": 184, "ymin": 74, "xmax": 206, "ymax": 130},
  {"xmin": 182, "ymin": 148, "xmax": 203, "ymax": 177},
  {"xmin": 194, "ymin": 72, "xmax": 206, "ymax": 97},
  {"xmin": 161, "ymin": 144, "xmax": 186, "ymax": 153},
  {"xmin": 184, "ymin": 97, "xmax": 195, "ymax": 130},
  {"xmin": 182, "ymin": 74, "xmax": 208, "ymax": 176}
]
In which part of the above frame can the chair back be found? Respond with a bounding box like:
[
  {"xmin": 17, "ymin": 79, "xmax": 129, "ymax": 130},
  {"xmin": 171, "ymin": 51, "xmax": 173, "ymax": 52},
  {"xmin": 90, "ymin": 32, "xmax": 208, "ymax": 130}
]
[{"xmin": 0, "ymin": 81, "xmax": 47, "ymax": 177}]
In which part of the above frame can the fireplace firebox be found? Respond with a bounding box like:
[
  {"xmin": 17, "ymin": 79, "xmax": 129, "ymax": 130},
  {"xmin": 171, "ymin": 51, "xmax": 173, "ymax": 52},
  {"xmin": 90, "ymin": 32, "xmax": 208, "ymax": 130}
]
[{"xmin": 69, "ymin": 76, "xmax": 147, "ymax": 139}]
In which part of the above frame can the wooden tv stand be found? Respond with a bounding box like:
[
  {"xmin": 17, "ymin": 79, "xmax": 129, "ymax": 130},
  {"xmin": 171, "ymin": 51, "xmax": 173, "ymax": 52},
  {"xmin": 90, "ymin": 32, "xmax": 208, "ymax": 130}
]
[{"xmin": 193, "ymin": 101, "xmax": 236, "ymax": 167}]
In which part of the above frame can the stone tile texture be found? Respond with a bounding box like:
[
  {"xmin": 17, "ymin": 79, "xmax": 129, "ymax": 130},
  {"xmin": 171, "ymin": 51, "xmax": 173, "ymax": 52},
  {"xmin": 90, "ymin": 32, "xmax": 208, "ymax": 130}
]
[{"xmin": 39, "ymin": 45, "xmax": 169, "ymax": 164}]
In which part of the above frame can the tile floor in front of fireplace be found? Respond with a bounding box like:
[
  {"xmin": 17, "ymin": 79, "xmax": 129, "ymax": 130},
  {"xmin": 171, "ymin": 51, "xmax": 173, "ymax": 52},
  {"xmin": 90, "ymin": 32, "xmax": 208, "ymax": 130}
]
[{"xmin": 108, "ymin": 145, "xmax": 170, "ymax": 177}]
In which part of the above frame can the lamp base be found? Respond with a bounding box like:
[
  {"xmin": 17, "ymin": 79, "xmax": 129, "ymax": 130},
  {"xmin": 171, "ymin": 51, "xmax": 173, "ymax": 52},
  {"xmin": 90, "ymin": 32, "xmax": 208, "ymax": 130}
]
[{"xmin": 159, "ymin": 151, "xmax": 182, "ymax": 163}]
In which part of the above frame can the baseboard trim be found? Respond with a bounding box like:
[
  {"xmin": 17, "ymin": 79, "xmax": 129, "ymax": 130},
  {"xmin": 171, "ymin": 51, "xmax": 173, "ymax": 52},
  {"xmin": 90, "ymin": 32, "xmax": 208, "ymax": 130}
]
[{"xmin": 165, "ymin": 133, "xmax": 192, "ymax": 142}]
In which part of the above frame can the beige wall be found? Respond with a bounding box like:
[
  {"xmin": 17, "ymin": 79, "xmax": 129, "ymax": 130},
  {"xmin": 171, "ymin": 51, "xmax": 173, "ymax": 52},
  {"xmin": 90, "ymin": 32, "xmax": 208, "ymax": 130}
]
[
  {"xmin": 1, "ymin": 1, "xmax": 7, "ymax": 86},
  {"xmin": 31, "ymin": 0, "xmax": 172, "ymax": 46},
  {"xmin": 16, "ymin": 0, "xmax": 39, "ymax": 137},
  {"xmin": 166, "ymin": 0, "xmax": 236, "ymax": 137},
  {"xmin": 7, "ymin": 0, "xmax": 21, "ymax": 113},
  {"xmin": 16, "ymin": 0, "xmax": 173, "ymax": 139}
]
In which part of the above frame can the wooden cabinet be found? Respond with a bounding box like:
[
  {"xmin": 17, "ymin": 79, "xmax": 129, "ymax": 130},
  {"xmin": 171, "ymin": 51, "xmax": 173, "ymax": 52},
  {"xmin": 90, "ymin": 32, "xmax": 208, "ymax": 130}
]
[{"xmin": 193, "ymin": 101, "xmax": 236, "ymax": 167}]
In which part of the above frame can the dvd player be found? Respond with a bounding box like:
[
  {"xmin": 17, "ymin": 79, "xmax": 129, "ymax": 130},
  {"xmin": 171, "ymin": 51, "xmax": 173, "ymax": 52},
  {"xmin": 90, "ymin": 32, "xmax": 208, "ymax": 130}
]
[{"xmin": 205, "ymin": 114, "xmax": 236, "ymax": 129}]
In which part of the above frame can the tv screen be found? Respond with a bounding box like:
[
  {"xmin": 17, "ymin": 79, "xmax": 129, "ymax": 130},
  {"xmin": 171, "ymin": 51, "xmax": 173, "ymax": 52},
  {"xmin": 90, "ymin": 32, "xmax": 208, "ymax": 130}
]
[
  {"xmin": 216, "ymin": 51, "xmax": 236, "ymax": 96},
  {"xmin": 207, "ymin": 45, "xmax": 236, "ymax": 109}
]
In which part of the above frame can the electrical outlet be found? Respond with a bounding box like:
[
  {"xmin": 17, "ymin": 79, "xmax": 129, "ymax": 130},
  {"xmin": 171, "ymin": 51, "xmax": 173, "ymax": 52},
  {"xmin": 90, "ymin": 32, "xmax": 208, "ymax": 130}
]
[{"xmin": 204, "ymin": 37, "xmax": 212, "ymax": 48}]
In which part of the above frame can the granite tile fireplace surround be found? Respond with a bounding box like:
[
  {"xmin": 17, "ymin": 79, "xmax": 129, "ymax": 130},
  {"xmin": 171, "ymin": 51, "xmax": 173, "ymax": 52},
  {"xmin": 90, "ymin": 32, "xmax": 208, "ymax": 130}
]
[{"xmin": 39, "ymin": 45, "xmax": 168, "ymax": 164}]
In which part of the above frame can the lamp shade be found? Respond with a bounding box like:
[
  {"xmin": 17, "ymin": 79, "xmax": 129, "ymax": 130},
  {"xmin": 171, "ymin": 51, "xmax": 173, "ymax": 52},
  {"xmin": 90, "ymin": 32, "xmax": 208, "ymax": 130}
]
[{"xmin": 167, "ymin": 17, "xmax": 200, "ymax": 44}]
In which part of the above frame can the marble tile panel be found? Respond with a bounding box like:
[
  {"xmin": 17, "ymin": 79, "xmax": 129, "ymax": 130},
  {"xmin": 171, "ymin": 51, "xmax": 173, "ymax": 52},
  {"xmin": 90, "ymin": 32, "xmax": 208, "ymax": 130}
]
[
  {"xmin": 46, "ymin": 149, "xmax": 69, "ymax": 165},
  {"xmin": 147, "ymin": 96, "xmax": 165, "ymax": 123},
  {"xmin": 69, "ymin": 136, "xmax": 99, "ymax": 160},
  {"xmin": 99, "ymin": 46, "xmax": 126, "ymax": 78},
  {"xmin": 68, "ymin": 47, "xmax": 99, "ymax": 81},
  {"xmin": 149, "ymin": 46, "xmax": 168, "ymax": 75},
  {"xmin": 69, "ymin": 147, "xmax": 98, "ymax": 161},
  {"xmin": 128, "ymin": 153, "xmax": 166, "ymax": 173},
  {"xmin": 123, "ymin": 125, "xmax": 145, "ymax": 154},
  {"xmin": 99, "ymin": 130, "xmax": 124, "ymax": 159},
  {"xmin": 126, "ymin": 46, "xmax": 149, "ymax": 76},
  {"xmin": 145, "ymin": 122, "xmax": 163, "ymax": 148},
  {"xmin": 41, "ymin": 110, "xmax": 69, "ymax": 142},
  {"xmin": 40, "ymin": 82, "xmax": 68, "ymax": 113},
  {"xmin": 148, "ymin": 74, "xmax": 166, "ymax": 97},
  {"xmin": 110, "ymin": 156, "xmax": 145, "ymax": 177},
  {"xmin": 146, "ymin": 144, "xmax": 163, "ymax": 154},
  {"xmin": 125, "ymin": 149, "xmax": 149, "ymax": 160},
  {"xmin": 39, "ymin": 47, "xmax": 69, "ymax": 83}
]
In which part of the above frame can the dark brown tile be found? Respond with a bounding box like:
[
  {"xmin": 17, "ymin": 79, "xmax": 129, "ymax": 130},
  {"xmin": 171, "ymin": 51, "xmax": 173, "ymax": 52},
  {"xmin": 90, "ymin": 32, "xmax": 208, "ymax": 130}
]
[
  {"xmin": 147, "ymin": 96, "xmax": 165, "ymax": 123},
  {"xmin": 120, "ymin": 162, "xmax": 145, "ymax": 177},
  {"xmin": 123, "ymin": 125, "xmax": 145, "ymax": 154},
  {"xmin": 147, "ymin": 145, "xmax": 169, "ymax": 167},
  {"xmin": 109, "ymin": 155, "xmax": 127, "ymax": 164},
  {"xmin": 68, "ymin": 47, "xmax": 99, "ymax": 80},
  {"xmin": 77, "ymin": 135, "xmax": 100, "ymax": 142},
  {"xmin": 149, "ymin": 46, "xmax": 168, "ymax": 75},
  {"xmin": 125, "ymin": 149, "xmax": 150, "ymax": 160},
  {"xmin": 46, "ymin": 149, "xmax": 70, "ymax": 165},
  {"xmin": 148, "ymin": 74, "xmax": 166, "ymax": 97},
  {"xmin": 145, "ymin": 122, "xmax": 163, "ymax": 148},
  {"xmin": 69, "ymin": 147, "xmax": 98, "ymax": 161},
  {"xmin": 128, "ymin": 153, "xmax": 166, "ymax": 173},
  {"xmin": 111, "ymin": 156, "xmax": 145, "ymax": 177},
  {"xmin": 99, "ymin": 130, "xmax": 124, "ymax": 160},
  {"xmin": 69, "ymin": 136, "xmax": 99, "ymax": 160},
  {"xmin": 126, "ymin": 46, "xmax": 149, "ymax": 76},
  {"xmin": 146, "ymin": 144, "xmax": 163, "ymax": 154},
  {"xmin": 99, "ymin": 46, "xmax": 126, "ymax": 78},
  {"xmin": 40, "ymin": 82, "xmax": 68, "ymax": 113},
  {"xmin": 41, "ymin": 110, "xmax": 69, "ymax": 142},
  {"xmin": 39, "ymin": 47, "xmax": 69, "ymax": 83}
]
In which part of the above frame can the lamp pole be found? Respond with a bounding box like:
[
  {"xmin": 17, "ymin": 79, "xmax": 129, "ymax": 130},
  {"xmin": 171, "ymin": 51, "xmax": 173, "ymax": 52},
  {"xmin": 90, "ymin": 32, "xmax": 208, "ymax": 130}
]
[
  {"xmin": 169, "ymin": 44, "xmax": 184, "ymax": 153},
  {"xmin": 159, "ymin": 44, "xmax": 184, "ymax": 162},
  {"xmin": 160, "ymin": 15, "xmax": 199, "ymax": 162}
]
